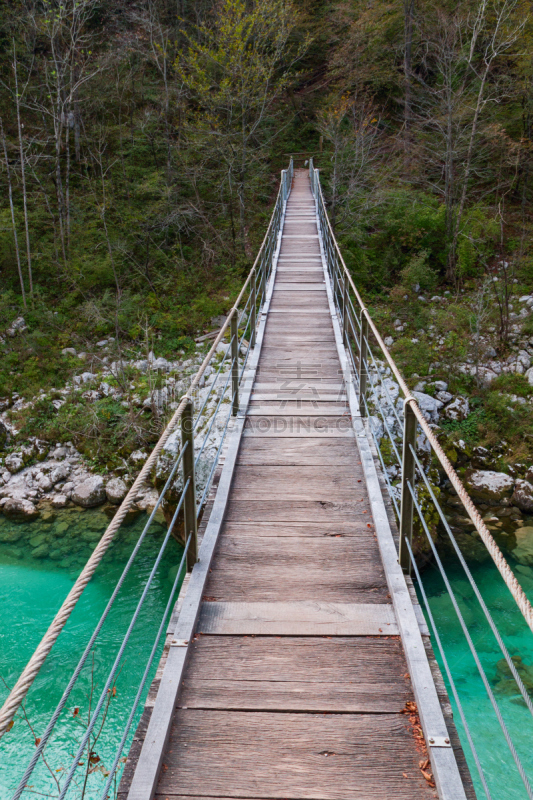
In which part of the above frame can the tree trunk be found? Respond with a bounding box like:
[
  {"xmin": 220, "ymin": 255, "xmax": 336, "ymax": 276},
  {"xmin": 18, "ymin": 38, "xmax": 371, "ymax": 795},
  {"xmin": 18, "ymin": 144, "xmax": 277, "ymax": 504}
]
[
  {"xmin": 403, "ymin": 0, "xmax": 415, "ymax": 142},
  {"xmin": 13, "ymin": 41, "xmax": 33, "ymax": 297},
  {"xmin": 1, "ymin": 117, "xmax": 27, "ymax": 307}
]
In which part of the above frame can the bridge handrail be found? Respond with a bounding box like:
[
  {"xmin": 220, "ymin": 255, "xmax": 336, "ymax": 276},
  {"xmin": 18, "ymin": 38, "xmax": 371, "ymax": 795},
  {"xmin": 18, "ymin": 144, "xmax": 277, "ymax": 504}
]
[
  {"xmin": 0, "ymin": 160, "xmax": 294, "ymax": 794},
  {"xmin": 309, "ymin": 159, "xmax": 533, "ymax": 635},
  {"xmin": 310, "ymin": 159, "xmax": 533, "ymax": 797}
]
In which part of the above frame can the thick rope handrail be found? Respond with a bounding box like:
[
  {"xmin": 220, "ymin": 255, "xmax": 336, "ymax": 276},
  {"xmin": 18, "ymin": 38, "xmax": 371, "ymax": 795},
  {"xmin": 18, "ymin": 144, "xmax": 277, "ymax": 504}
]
[
  {"xmin": 312, "ymin": 165, "xmax": 533, "ymax": 637},
  {"xmin": 0, "ymin": 163, "xmax": 292, "ymax": 740}
]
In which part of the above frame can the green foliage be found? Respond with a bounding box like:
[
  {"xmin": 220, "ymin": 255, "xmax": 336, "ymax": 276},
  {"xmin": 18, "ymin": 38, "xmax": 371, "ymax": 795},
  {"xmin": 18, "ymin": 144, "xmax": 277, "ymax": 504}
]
[
  {"xmin": 441, "ymin": 408, "xmax": 487, "ymax": 442},
  {"xmin": 389, "ymin": 337, "xmax": 432, "ymax": 378},
  {"xmin": 340, "ymin": 190, "xmax": 446, "ymax": 291},
  {"xmin": 400, "ymin": 250, "xmax": 437, "ymax": 292},
  {"xmin": 492, "ymin": 373, "xmax": 533, "ymax": 398},
  {"xmin": 456, "ymin": 206, "xmax": 500, "ymax": 278}
]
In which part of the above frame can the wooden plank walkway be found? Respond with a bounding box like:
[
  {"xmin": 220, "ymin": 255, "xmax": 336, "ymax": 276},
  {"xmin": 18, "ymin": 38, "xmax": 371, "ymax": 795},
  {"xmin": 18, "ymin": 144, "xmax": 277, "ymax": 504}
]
[{"xmin": 121, "ymin": 171, "xmax": 473, "ymax": 800}]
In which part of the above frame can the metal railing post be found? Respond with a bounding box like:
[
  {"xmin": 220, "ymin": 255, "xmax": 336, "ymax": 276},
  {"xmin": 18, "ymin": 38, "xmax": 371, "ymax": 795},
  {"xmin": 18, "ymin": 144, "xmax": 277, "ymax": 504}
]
[
  {"xmin": 260, "ymin": 257, "xmax": 265, "ymax": 301},
  {"xmin": 251, "ymin": 270, "xmax": 257, "ymax": 348},
  {"xmin": 231, "ymin": 313, "xmax": 239, "ymax": 415},
  {"xmin": 399, "ymin": 401, "xmax": 417, "ymax": 574},
  {"xmin": 181, "ymin": 399, "xmax": 198, "ymax": 571},
  {"xmin": 342, "ymin": 273, "xmax": 349, "ymax": 347},
  {"xmin": 358, "ymin": 315, "xmax": 368, "ymax": 416}
]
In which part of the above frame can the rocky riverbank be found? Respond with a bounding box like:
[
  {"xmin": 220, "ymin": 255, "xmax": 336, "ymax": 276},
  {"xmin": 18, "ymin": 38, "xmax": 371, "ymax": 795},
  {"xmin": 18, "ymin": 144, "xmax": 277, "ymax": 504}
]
[
  {"xmin": 368, "ymin": 371, "xmax": 533, "ymax": 567},
  {"xmin": 0, "ymin": 318, "xmax": 237, "ymax": 526}
]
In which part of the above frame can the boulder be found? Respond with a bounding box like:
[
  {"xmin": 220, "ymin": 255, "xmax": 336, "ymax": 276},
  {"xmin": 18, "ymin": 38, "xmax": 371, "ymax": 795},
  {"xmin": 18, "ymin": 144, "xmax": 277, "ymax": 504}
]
[
  {"xmin": 525, "ymin": 466, "xmax": 533, "ymax": 483},
  {"xmin": 465, "ymin": 470, "xmax": 515, "ymax": 506},
  {"xmin": 6, "ymin": 316, "xmax": 27, "ymax": 337},
  {"xmin": 511, "ymin": 480, "xmax": 533, "ymax": 513},
  {"xmin": 71, "ymin": 475, "xmax": 106, "ymax": 508},
  {"xmin": 73, "ymin": 371, "xmax": 96, "ymax": 386},
  {"xmin": 106, "ymin": 477, "xmax": 128, "ymax": 505},
  {"xmin": 135, "ymin": 488, "xmax": 159, "ymax": 514},
  {"xmin": 436, "ymin": 390, "xmax": 453, "ymax": 404},
  {"xmin": 3, "ymin": 497, "xmax": 39, "ymax": 521},
  {"xmin": 50, "ymin": 494, "xmax": 69, "ymax": 509},
  {"xmin": 444, "ymin": 396, "xmax": 469, "ymax": 421},
  {"xmin": 50, "ymin": 463, "xmax": 71, "ymax": 485},
  {"xmin": 413, "ymin": 391, "xmax": 443, "ymax": 424},
  {"xmin": 5, "ymin": 453, "xmax": 24, "ymax": 473}
]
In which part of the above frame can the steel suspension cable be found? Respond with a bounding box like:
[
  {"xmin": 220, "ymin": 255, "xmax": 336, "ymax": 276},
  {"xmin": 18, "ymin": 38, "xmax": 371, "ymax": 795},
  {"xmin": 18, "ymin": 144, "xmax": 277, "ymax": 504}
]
[
  {"xmin": 99, "ymin": 534, "xmax": 192, "ymax": 800},
  {"xmin": 56, "ymin": 481, "xmax": 190, "ymax": 799}
]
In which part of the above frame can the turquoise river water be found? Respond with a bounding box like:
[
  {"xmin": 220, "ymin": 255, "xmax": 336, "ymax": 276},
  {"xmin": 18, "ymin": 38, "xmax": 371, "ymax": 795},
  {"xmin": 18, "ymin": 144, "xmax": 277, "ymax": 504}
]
[
  {"xmin": 0, "ymin": 507, "xmax": 183, "ymax": 799},
  {"xmin": 419, "ymin": 543, "xmax": 533, "ymax": 800},
  {"xmin": 2, "ymin": 506, "xmax": 533, "ymax": 798}
]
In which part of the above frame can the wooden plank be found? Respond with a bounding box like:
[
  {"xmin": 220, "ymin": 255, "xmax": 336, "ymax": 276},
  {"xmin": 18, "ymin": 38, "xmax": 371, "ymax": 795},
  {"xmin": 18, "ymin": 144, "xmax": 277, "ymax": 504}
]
[
  {"xmin": 176, "ymin": 635, "xmax": 408, "ymax": 683},
  {"xmin": 197, "ymin": 601, "xmax": 397, "ymax": 635},
  {"xmin": 231, "ymin": 465, "xmax": 361, "ymax": 494},
  {"xmin": 179, "ymin": 680, "xmax": 407, "ymax": 712},
  {"xmin": 242, "ymin": 416, "xmax": 353, "ymax": 437},
  {"xmin": 250, "ymin": 393, "xmax": 346, "ymax": 402},
  {"xmin": 220, "ymin": 521, "xmax": 363, "ymax": 537},
  {"xmin": 156, "ymin": 711, "xmax": 436, "ymax": 800},
  {"xmin": 247, "ymin": 406, "xmax": 348, "ymax": 416},
  {"xmin": 273, "ymin": 283, "xmax": 325, "ymax": 290},
  {"xmin": 236, "ymin": 437, "xmax": 357, "ymax": 465},
  {"xmin": 225, "ymin": 496, "xmax": 368, "ymax": 522},
  {"xmin": 251, "ymin": 383, "xmax": 346, "ymax": 392},
  {"xmin": 204, "ymin": 539, "xmax": 387, "ymax": 602}
]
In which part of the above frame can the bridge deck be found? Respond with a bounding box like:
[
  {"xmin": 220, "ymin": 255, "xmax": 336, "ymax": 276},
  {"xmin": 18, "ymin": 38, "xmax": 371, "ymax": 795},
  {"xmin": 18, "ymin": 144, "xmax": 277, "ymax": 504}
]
[{"xmin": 122, "ymin": 172, "xmax": 470, "ymax": 800}]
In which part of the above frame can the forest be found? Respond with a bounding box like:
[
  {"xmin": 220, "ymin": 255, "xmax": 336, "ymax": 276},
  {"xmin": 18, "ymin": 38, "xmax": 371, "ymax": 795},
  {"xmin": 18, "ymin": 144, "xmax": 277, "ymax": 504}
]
[{"xmin": 2, "ymin": 0, "xmax": 533, "ymax": 464}]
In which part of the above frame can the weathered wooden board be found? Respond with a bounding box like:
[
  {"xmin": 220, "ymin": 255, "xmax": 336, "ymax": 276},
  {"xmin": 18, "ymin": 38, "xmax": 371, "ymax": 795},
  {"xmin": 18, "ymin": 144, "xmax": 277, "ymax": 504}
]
[
  {"xmin": 242, "ymin": 416, "xmax": 353, "ymax": 437},
  {"xmin": 175, "ymin": 635, "xmax": 408, "ymax": 683},
  {"xmin": 197, "ymin": 602, "xmax": 397, "ymax": 635},
  {"xmin": 204, "ymin": 540, "xmax": 387, "ymax": 601},
  {"xmin": 250, "ymin": 393, "xmax": 347, "ymax": 403},
  {"xmin": 236, "ymin": 437, "xmax": 358, "ymax": 465},
  {"xmin": 156, "ymin": 711, "xmax": 436, "ymax": 799},
  {"xmin": 249, "ymin": 389, "xmax": 347, "ymax": 400},
  {"xmin": 275, "ymin": 272, "xmax": 325, "ymax": 281},
  {"xmin": 247, "ymin": 406, "xmax": 349, "ymax": 416},
  {"xmin": 231, "ymin": 465, "xmax": 360, "ymax": 494},
  {"xmin": 273, "ymin": 284, "xmax": 326, "ymax": 291},
  {"xmin": 225, "ymin": 497, "xmax": 370, "ymax": 523},
  {"xmin": 256, "ymin": 370, "xmax": 343, "ymax": 380},
  {"xmin": 258, "ymin": 354, "xmax": 340, "ymax": 361},
  {"xmin": 179, "ymin": 679, "xmax": 408, "ymax": 713},
  {"xmin": 221, "ymin": 521, "xmax": 364, "ymax": 538}
]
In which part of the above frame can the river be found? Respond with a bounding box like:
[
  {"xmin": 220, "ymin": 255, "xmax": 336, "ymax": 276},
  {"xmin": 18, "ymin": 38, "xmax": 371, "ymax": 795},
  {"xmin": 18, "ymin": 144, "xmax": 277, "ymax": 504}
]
[
  {"xmin": 2, "ymin": 504, "xmax": 533, "ymax": 798},
  {"xmin": 0, "ymin": 507, "xmax": 183, "ymax": 798},
  {"xmin": 419, "ymin": 529, "xmax": 533, "ymax": 800}
]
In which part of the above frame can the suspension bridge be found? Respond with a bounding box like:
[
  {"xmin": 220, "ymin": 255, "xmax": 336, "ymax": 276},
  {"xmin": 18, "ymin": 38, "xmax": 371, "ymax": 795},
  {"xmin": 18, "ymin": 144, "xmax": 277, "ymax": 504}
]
[{"xmin": 2, "ymin": 163, "xmax": 533, "ymax": 800}]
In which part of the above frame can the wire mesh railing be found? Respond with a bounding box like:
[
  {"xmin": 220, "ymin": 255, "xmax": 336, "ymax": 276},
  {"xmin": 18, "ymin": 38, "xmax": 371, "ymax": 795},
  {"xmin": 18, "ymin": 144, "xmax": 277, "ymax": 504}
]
[
  {"xmin": 0, "ymin": 160, "xmax": 293, "ymax": 798},
  {"xmin": 310, "ymin": 158, "xmax": 533, "ymax": 799}
]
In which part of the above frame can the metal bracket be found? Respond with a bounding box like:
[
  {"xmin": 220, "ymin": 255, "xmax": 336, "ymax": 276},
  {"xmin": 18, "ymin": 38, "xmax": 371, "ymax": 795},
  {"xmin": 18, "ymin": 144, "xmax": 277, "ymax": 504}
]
[
  {"xmin": 170, "ymin": 639, "xmax": 189, "ymax": 647},
  {"xmin": 428, "ymin": 736, "xmax": 451, "ymax": 747}
]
